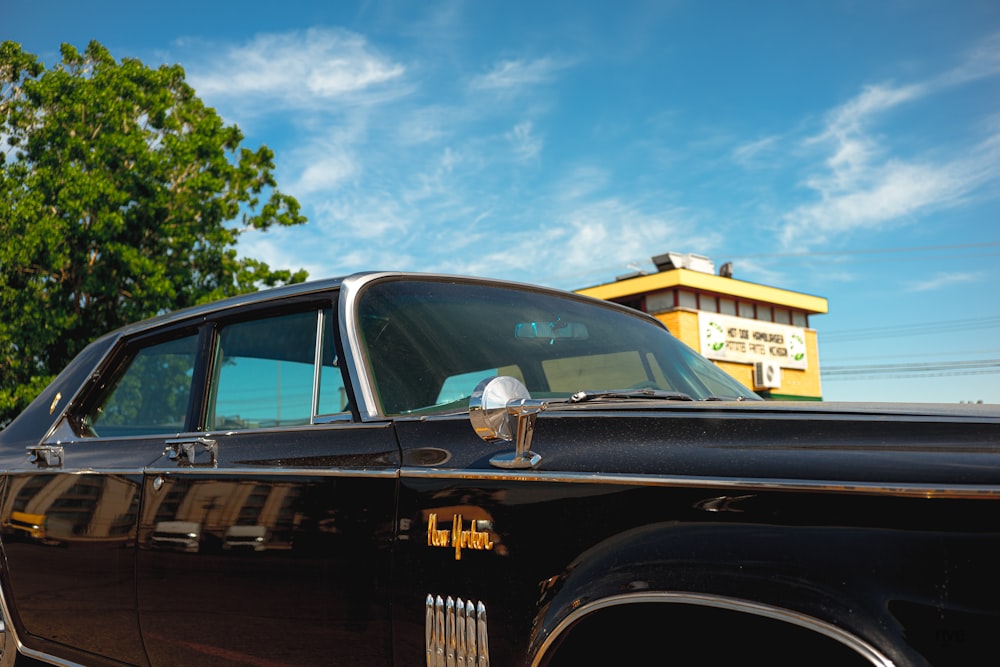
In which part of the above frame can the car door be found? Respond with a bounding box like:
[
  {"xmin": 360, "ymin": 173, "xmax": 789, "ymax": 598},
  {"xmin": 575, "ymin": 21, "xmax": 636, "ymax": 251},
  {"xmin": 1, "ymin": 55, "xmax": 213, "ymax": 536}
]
[
  {"xmin": 0, "ymin": 326, "xmax": 203, "ymax": 666},
  {"xmin": 136, "ymin": 298, "xmax": 399, "ymax": 667}
]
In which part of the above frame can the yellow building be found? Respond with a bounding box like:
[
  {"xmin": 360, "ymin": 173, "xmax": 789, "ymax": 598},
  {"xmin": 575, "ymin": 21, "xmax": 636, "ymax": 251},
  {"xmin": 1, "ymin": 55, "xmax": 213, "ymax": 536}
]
[{"xmin": 576, "ymin": 253, "xmax": 829, "ymax": 400}]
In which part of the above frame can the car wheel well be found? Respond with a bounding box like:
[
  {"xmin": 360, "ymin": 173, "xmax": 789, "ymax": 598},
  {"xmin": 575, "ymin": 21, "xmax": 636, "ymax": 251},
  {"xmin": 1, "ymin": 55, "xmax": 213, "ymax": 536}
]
[{"xmin": 536, "ymin": 598, "xmax": 888, "ymax": 667}]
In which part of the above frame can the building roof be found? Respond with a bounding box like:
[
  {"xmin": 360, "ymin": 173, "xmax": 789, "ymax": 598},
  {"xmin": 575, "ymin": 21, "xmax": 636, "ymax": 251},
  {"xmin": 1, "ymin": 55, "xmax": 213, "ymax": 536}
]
[{"xmin": 577, "ymin": 269, "xmax": 829, "ymax": 315}]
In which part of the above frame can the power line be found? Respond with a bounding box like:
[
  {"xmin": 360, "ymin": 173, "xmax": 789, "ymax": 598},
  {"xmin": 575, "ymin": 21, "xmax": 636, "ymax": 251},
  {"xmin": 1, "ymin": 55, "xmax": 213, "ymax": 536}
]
[
  {"xmin": 821, "ymin": 359, "xmax": 1000, "ymax": 381},
  {"xmin": 758, "ymin": 252, "xmax": 1000, "ymax": 266},
  {"xmin": 822, "ymin": 316, "xmax": 1000, "ymax": 343},
  {"xmin": 727, "ymin": 241, "xmax": 1000, "ymax": 260},
  {"xmin": 824, "ymin": 348, "xmax": 1000, "ymax": 362},
  {"xmin": 823, "ymin": 368, "xmax": 1000, "ymax": 382}
]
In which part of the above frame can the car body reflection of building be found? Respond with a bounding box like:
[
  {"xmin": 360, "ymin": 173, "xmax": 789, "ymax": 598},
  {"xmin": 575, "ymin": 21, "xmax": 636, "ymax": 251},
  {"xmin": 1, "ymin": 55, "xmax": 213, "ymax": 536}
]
[
  {"xmin": 223, "ymin": 525, "xmax": 268, "ymax": 551},
  {"xmin": 150, "ymin": 520, "xmax": 202, "ymax": 552},
  {"xmin": 1, "ymin": 474, "xmax": 138, "ymax": 545},
  {"xmin": 140, "ymin": 479, "xmax": 300, "ymax": 551}
]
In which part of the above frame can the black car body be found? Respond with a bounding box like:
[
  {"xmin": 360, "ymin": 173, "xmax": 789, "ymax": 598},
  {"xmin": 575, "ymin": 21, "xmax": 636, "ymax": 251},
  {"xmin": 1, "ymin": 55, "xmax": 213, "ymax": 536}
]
[{"xmin": 0, "ymin": 272, "xmax": 997, "ymax": 666}]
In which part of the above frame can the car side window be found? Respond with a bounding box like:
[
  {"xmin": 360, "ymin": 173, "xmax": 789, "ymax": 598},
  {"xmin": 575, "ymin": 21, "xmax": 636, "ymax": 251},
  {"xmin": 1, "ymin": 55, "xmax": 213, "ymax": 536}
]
[
  {"xmin": 83, "ymin": 333, "xmax": 200, "ymax": 438},
  {"xmin": 208, "ymin": 306, "xmax": 347, "ymax": 430}
]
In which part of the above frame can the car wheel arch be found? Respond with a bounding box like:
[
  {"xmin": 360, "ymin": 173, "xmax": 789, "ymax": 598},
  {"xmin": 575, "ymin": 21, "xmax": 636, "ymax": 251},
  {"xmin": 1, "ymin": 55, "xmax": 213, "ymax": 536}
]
[
  {"xmin": 525, "ymin": 522, "xmax": 913, "ymax": 667},
  {"xmin": 529, "ymin": 592, "xmax": 899, "ymax": 667}
]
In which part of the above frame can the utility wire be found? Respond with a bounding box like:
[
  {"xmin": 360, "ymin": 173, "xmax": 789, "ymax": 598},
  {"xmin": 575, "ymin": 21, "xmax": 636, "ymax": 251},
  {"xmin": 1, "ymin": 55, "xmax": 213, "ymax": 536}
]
[
  {"xmin": 822, "ymin": 358, "xmax": 1000, "ymax": 383},
  {"xmin": 725, "ymin": 241, "xmax": 1000, "ymax": 260},
  {"xmin": 825, "ymin": 348, "xmax": 1000, "ymax": 362},
  {"xmin": 822, "ymin": 316, "xmax": 1000, "ymax": 343},
  {"xmin": 823, "ymin": 368, "xmax": 1000, "ymax": 381},
  {"xmin": 823, "ymin": 359, "xmax": 1000, "ymax": 376}
]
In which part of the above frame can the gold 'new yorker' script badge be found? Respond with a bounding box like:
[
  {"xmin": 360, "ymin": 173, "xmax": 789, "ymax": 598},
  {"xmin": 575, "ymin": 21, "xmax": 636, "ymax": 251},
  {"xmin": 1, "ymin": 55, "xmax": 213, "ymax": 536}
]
[{"xmin": 427, "ymin": 513, "xmax": 494, "ymax": 560}]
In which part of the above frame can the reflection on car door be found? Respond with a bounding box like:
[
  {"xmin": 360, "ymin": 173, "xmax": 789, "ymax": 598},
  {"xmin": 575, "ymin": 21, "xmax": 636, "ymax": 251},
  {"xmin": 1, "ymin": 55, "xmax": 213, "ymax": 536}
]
[
  {"xmin": 0, "ymin": 329, "xmax": 202, "ymax": 665},
  {"xmin": 135, "ymin": 303, "xmax": 399, "ymax": 666}
]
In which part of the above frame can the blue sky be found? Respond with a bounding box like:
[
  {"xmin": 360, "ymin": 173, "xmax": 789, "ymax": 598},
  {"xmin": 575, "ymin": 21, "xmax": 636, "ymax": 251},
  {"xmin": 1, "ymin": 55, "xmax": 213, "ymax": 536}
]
[{"xmin": 7, "ymin": 0, "xmax": 1000, "ymax": 403}]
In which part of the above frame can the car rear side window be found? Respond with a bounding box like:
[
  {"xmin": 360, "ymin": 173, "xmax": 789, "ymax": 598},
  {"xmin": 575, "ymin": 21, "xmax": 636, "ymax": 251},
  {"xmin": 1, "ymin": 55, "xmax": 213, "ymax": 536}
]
[{"xmin": 208, "ymin": 306, "xmax": 347, "ymax": 430}]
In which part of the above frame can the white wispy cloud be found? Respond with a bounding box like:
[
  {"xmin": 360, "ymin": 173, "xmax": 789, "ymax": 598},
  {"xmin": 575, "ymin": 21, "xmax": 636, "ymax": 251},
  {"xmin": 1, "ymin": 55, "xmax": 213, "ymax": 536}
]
[
  {"xmin": 395, "ymin": 106, "xmax": 454, "ymax": 145},
  {"xmin": 783, "ymin": 157, "xmax": 982, "ymax": 245},
  {"xmin": 469, "ymin": 57, "xmax": 569, "ymax": 93},
  {"xmin": 187, "ymin": 27, "xmax": 407, "ymax": 109},
  {"xmin": 905, "ymin": 271, "xmax": 986, "ymax": 292},
  {"xmin": 938, "ymin": 30, "xmax": 1000, "ymax": 86},
  {"xmin": 321, "ymin": 195, "xmax": 413, "ymax": 241},
  {"xmin": 732, "ymin": 135, "xmax": 780, "ymax": 167},
  {"xmin": 291, "ymin": 151, "xmax": 358, "ymax": 195},
  {"xmin": 505, "ymin": 121, "xmax": 543, "ymax": 161},
  {"xmin": 779, "ymin": 32, "xmax": 1000, "ymax": 248},
  {"xmin": 438, "ymin": 197, "xmax": 718, "ymax": 287},
  {"xmin": 551, "ymin": 165, "xmax": 611, "ymax": 202}
]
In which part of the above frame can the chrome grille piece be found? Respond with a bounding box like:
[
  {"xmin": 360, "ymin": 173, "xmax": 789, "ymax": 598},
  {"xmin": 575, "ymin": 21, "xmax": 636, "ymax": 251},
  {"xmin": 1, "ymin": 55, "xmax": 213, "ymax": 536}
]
[{"xmin": 425, "ymin": 594, "xmax": 489, "ymax": 667}]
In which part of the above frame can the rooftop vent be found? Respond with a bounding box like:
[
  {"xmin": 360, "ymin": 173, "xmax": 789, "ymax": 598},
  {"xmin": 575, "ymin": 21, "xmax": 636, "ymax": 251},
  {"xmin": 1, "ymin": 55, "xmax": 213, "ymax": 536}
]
[{"xmin": 651, "ymin": 252, "xmax": 715, "ymax": 275}]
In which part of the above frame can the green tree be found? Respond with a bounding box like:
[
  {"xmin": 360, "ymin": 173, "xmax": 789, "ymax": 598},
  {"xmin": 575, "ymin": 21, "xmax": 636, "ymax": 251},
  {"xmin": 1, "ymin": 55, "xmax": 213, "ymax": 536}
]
[{"xmin": 0, "ymin": 40, "xmax": 308, "ymax": 425}]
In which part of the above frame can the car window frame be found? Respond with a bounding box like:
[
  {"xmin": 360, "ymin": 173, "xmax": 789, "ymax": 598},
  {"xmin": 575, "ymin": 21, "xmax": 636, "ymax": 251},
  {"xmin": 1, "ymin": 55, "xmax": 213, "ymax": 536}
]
[
  {"xmin": 62, "ymin": 289, "xmax": 352, "ymax": 440},
  {"xmin": 67, "ymin": 323, "xmax": 208, "ymax": 440},
  {"xmin": 198, "ymin": 292, "xmax": 351, "ymax": 433}
]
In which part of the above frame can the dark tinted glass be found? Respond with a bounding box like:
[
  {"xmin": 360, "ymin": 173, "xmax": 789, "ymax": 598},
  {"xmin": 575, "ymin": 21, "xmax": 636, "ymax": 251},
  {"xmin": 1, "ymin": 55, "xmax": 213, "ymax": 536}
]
[{"xmin": 357, "ymin": 278, "xmax": 758, "ymax": 415}]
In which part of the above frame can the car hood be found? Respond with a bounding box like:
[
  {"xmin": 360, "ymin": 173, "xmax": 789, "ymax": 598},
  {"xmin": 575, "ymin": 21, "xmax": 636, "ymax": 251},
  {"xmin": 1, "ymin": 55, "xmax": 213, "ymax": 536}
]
[{"xmin": 547, "ymin": 398, "xmax": 1000, "ymax": 421}]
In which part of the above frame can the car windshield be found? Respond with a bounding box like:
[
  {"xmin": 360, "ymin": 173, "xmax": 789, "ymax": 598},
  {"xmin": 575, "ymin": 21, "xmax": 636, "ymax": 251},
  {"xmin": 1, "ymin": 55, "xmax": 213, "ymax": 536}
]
[{"xmin": 356, "ymin": 277, "xmax": 759, "ymax": 416}]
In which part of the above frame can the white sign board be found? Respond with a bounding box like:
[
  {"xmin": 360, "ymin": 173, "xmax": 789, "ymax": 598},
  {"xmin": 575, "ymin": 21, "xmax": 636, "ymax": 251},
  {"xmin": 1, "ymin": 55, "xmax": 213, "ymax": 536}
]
[{"xmin": 698, "ymin": 312, "xmax": 808, "ymax": 370}]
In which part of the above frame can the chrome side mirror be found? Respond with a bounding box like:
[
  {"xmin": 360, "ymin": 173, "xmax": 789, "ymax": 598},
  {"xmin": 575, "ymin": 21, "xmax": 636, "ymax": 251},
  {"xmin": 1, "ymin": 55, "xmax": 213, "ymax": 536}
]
[{"xmin": 469, "ymin": 376, "xmax": 547, "ymax": 470}]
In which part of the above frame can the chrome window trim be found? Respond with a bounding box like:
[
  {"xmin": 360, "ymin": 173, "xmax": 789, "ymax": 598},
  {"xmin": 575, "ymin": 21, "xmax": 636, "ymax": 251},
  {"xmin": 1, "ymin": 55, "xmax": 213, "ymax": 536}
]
[
  {"xmin": 339, "ymin": 272, "xmax": 400, "ymax": 421},
  {"xmin": 310, "ymin": 308, "xmax": 325, "ymax": 422},
  {"xmin": 400, "ymin": 467, "xmax": 1000, "ymax": 500},
  {"xmin": 0, "ymin": 467, "xmax": 399, "ymax": 478},
  {"xmin": 46, "ymin": 420, "xmax": 391, "ymax": 447},
  {"xmin": 140, "ymin": 467, "xmax": 400, "ymax": 478},
  {"xmin": 530, "ymin": 592, "xmax": 895, "ymax": 667}
]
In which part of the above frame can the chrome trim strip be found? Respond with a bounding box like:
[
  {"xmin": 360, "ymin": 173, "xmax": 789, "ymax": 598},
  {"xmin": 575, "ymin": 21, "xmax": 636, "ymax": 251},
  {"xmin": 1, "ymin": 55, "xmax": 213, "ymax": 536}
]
[
  {"xmin": 339, "ymin": 272, "xmax": 398, "ymax": 421},
  {"xmin": 476, "ymin": 602, "xmax": 489, "ymax": 667},
  {"xmin": 44, "ymin": 420, "xmax": 392, "ymax": 446},
  {"xmin": 426, "ymin": 594, "xmax": 489, "ymax": 667},
  {"xmin": 311, "ymin": 309, "xmax": 325, "ymax": 422},
  {"xmin": 400, "ymin": 467, "xmax": 1000, "ymax": 500},
  {"xmin": 109, "ymin": 278, "xmax": 347, "ymax": 339},
  {"xmin": 141, "ymin": 467, "xmax": 400, "ymax": 478},
  {"xmin": 531, "ymin": 592, "xmax": 894, "ymax": 667},
  {"xmin": 2, "ymin": 467, "xmax": 400, "ymax": 479}
]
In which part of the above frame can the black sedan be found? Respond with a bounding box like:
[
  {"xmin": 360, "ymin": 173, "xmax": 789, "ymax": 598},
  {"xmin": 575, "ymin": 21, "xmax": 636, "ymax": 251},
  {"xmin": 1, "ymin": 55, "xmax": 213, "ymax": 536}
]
[{"xmin": 0, "ymin": 272, "xmax": 997, "ymax": 666}]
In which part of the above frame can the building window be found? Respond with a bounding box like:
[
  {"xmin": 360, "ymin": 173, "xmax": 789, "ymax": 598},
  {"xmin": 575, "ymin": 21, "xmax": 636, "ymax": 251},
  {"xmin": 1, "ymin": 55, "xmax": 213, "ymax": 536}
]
[
  {"xmin": 774, "ymin": 308, "xmax": 790, "ymax": 324},
  {"xmin": 720, "ymin": 298, "xmax": 736, "ymax": 316},
  {"xmin": 792, "ymin": 311, "xmax": 808, "ymax": 327},
  {"xmin": 614, "ymin": 296, "xmax": 645, "ymax": 312},
  {"xmin": 758, "ymin": 305, "xmax": 772, "ymax": 322},
  {"xmin": 738, "ymin": 302, "xmax": 754, "ymax": 318},
  {"xmin": 645, "ymin": 290, "xmax": 674, "ymax": 313},
  {"xmin": 677, "ymin": 290, "xmax": 697, "ymax": 310},
  {"xmin": 699, "ymin": 295, "xmax": 718, "ymax": 312}
]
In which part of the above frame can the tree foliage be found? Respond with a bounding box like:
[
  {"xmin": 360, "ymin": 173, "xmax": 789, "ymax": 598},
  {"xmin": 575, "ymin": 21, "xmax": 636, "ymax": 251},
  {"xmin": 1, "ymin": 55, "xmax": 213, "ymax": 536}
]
[{"xmin": 0, "ymin": 40, "xmax": 308, "ymax": 424}]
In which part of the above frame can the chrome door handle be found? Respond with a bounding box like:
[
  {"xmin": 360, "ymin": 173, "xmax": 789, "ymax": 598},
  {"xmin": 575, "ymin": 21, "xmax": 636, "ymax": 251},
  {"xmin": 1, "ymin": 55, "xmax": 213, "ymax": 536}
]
[
  {"xmin": 163, "ymin": 437, "xmax": 218, "ymax": 467},
  {"xmin": 27, "ymin": 445, "xmax": 64, "ymax": 468}
]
